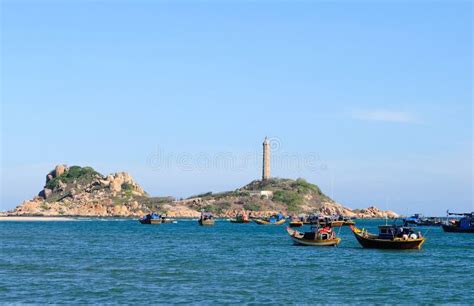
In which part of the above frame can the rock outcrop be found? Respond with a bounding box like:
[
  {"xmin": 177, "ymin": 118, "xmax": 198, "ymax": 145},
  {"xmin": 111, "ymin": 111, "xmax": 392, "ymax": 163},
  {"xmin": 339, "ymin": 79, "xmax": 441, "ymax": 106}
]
[
  {"xmin": 11, "ymin": 165, "xmax": 150, "ymax": 217},
  {"xmin": 10, "ymin": 166, "xmax": 398, "ymax": 218}
]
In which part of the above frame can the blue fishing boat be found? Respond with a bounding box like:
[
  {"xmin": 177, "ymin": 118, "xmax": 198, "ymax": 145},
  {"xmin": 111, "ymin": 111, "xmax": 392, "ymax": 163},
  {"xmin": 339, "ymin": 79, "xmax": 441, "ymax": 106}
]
[
  {"xmin": 404, "ymin": 213, "xmax": 422, "ymax": 225},
  {"xmin": 442, "ymin": 211, "xmax": 474, "ymax": 233},
  {"xmin": 404, "ymin": 214, "xmax": 442, "ymax": 226}
]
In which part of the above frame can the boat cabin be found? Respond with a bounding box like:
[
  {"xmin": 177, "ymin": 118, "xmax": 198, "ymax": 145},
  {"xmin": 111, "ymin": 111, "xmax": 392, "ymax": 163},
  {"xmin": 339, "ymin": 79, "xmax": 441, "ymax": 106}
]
[
  {"xmin": 459, "ymin": 216, "xmax": 474, "ymax": 229},
  {"xmin": 200, "ymin": 212, "xmax": 214, "ymax": 220},
  {"xmin": 378, "ymin": 225, "xmax": 415, "ymax": 240}
]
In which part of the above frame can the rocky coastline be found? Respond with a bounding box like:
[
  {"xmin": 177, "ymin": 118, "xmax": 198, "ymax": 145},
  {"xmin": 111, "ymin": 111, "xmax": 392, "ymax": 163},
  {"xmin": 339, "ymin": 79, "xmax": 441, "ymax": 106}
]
[{"xmin": 7, "ymin": 165, "xmax": 399, "ymax": 219}]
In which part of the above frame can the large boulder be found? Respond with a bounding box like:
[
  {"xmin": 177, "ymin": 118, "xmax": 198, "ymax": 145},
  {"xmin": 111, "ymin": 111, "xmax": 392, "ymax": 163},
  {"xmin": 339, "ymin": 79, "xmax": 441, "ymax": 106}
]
[
  {"xmin": 54, "ymin": 164, "xmax": 67, "ymax": 177},
  {"xmin": 38, "ymin": 188, "xmax": 53, "ymax": 199}
]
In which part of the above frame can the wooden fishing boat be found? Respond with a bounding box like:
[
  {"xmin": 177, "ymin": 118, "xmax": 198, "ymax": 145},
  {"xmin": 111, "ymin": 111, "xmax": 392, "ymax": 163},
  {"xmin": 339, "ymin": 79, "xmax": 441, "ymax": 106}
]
[
  {"xmin": 343, "ymin": 220, "xmax": 356, "ymax": 226},
  {"xmin": 139, "ymin": 213, "xmax": 161, "ymax": 224},
  {"xmin": 442, "ymin": 212, "xmax": 474, "ymax": 233},
  {"xmin": 198, "ymin": 212, "xmax": 215, "ymax": 226},
  {"xmin": 286, "ymin": 227, "xmax": 341, "ymax": 246},
  {"xmin": 199, "ymin": 218, "xmax": 215, "ymax": 226},
  {"xmin": 254, "ymin": 218, "xmax": 286, "ymax": 225},
  {"xmin": 289, "ymin": 221, "xmax": 304, "ymax": 227},
  {"xmin": 351, "ymin": 225, "xmax": 425, "ymax": 250},
  {"xmin": 330, "ymin": 220, "xmax": 344, "ymax": 227},
  {"xmin": 230, "ymin": 213, "xmax": 250, "ymax": 223},
  {"xmin": 198, "ymin": 212, "xmax": 214, "ymax": 226}
]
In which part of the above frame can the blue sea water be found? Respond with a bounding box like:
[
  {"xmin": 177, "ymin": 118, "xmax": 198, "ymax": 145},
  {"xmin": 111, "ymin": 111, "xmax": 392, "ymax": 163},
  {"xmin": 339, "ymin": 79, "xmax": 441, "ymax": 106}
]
[{"xmin": 0, "ymin": 219, "xmax": 473, "ymax": 304}]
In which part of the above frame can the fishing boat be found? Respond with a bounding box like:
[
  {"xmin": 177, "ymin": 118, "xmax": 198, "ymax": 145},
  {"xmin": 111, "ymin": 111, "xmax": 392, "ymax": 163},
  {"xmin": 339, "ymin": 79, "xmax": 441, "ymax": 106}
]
[
  {"xmin": 302, "ymin": 214, "xmax": 325, "ymax": 225},
  {"xmin": 198, "ymin": 212, "xmax": 215, "ymax": 226},
  {"xmin": 302, "ymin": 215, "xmax": 349, "ymax": 227},
  {"xmin": 286, "ymin": 226, "xmax": 341, "ymax": 246},
  {"xmin": 337, "ymin": 216, "xmax": 356, "ymax": 226},
  {"xmin": 139, "ymin": 213, "xmax": 161, "ymax": 224},
  {"xmin": 254, "ymin": 212, "xmax": 286, "ymax": 225},
  {"xmin": 404, "ymin": 214, "xmax": 442, "ymax": 227},
  {"xmin": 417, "ymin": 217, "xmax": 442, "ymax": 226},
  {"xmin": 442, "ymin": 211, "xmax": 474, "ymax": 233},
  {"xmin": 350, "ymin": 224, "xmax": 425, "ymax": 249},
  {"xmin": 343, "ymin": 219, "xmax": 356, "ymax": 226},
  {"xmin": 330, "ymin": 220, "xmax": 344, "ymax": 227},
  {"xmin": 404, "ymin": 213, "xmax": 422, "ymax": 225},
  {"xmin": 229, "ymin": 211, "xmax": 250, "ymax": 223},
  {"xmin": 254, "ymin": 218, "xmax": 286, "ymax": 225}
]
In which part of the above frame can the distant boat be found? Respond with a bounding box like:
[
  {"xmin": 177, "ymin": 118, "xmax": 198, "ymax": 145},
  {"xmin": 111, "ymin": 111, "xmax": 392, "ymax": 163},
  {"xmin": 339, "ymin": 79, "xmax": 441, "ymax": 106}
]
[
  {"xmin": 329, "ymin": 220, "xmax": 344, "ymax": 227},
  {"xmin": 254, "ymin": 212, "xmax": 286, "ymax": 225},
  {"xmin": 254, "ymin": 218, "xmax": 286, "ymax": 225},
  {"xmin": 302, "ymin": 215, "xmax": 353, "ymax": 227},
  {"xmin": 404, "ymin": 213, "xmax": 422, "ymax": 225},
  {"xmin": 198, "ymin": 212, "xmax": 215, "ymax": 226},
  {"xmin": 404, "ymin": 214, "xmax": 442, "ymax": 227},
  {"xmin": 287, "ymin": 226, "xmax": 341, "ymax": 246},
  {"xmin": 343, "ymin": 220, "xmax": 356, "ymax": 226},
  {"xmin": 139, "ymin": 213, "xmax": 161, "ymax": 224},
  {"xmin": 229, "ymin": 212, "xmax": 250, "ymax": 223},
  {"xmin": 339, "ymin": 216, "xmax": 356, "ymax": 226},
  {"xmin": 350, "ymin": 224, "xmax": 425, "ymax": 250},
  {"xmin": 442, "ymin": 211, "xmax": 474, "ymax": 233}
]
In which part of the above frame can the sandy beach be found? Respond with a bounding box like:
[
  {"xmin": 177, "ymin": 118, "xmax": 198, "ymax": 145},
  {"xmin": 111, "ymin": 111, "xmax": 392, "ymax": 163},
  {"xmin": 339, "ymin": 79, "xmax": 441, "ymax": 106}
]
[{"xmin": 0, "ymin": 216, "xmax": 75, "ymax": 222}]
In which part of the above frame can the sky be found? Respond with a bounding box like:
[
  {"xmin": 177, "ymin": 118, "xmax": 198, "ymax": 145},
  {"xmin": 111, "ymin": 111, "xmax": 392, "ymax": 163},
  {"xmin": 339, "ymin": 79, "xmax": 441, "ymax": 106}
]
[{"xmin": 1, "ymin": 0, "xmax": 472, "ymax": 215}]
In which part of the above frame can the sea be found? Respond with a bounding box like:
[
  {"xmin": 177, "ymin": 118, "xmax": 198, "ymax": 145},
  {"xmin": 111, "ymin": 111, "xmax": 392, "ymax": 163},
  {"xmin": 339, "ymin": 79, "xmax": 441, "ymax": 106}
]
[{"xmin": 0, "ymin": 219, "xmax": 473, "ymax": 304}]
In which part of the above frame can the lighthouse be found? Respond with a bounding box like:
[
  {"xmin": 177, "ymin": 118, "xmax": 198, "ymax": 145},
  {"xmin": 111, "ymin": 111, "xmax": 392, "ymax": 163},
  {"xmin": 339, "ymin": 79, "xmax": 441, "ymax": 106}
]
[{"xmin": 262, "ymin": 137, "xmax": 270, "ymax": 181}]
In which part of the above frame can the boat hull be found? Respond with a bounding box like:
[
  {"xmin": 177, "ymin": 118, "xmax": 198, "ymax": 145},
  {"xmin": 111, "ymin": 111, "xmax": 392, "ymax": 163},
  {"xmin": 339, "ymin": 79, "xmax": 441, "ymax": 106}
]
[
  {"xmin": 330, "ymin": 221, "xmax": 344, "ymax": 227},
  {"xmin": 150, "ymin": 219, "xmax": 162, "ymax": 225},
  {"xmin": 442, "ymin": 225, "xmax": 474, "ymax": 233},
  {"xmin": 286, "ymin": 227, "xmax": 340, "ymax": 246},
  {"xmin": 351, "ymin": 226, "xmax": 425, "ymax": 250},
  {"xmin": 254, "ymin": 219, "xmax": 286, "ymax": 225},
  {"xmin": 199, "ymin": 219, "xmax": 215, "ymax": 226},
  {"xmin": 230, "ymin": 219, "xmax": 250, "ymax": 223}
]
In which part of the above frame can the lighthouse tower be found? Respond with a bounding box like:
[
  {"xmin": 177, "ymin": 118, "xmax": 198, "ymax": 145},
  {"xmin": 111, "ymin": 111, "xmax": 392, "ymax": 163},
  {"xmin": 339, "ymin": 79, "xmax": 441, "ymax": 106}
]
[{"xmin": 262, "ymin": 137, "xmax": 270, "ymax": 181}]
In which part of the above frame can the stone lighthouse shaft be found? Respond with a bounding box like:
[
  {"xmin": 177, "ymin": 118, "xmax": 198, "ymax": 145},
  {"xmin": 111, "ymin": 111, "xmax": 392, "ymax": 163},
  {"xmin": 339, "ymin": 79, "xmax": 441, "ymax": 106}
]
[{"xmin": 262, "ymin": 137, "xmax": 270, "ymax": 181}]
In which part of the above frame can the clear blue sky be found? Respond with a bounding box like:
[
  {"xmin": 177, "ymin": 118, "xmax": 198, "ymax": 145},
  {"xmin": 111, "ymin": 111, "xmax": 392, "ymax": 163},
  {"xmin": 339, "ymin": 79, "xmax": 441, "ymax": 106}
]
[{"xmin": 1, "ymin": 0, "xmax": 472, "ymax": 215}]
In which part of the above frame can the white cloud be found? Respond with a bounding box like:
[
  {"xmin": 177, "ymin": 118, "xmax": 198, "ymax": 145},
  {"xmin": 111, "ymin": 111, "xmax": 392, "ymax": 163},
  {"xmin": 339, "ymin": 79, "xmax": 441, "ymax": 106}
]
[{"xmin": 352, "ymin": 110, "xmax": 418, "ymax": 123}]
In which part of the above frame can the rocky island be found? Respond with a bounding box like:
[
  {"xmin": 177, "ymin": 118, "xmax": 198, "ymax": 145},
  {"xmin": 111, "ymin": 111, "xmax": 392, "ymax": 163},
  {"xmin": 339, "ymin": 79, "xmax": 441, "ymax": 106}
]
[{"xmin": 7, "ymin": 165, "xmax": 399, "ymax": 219}]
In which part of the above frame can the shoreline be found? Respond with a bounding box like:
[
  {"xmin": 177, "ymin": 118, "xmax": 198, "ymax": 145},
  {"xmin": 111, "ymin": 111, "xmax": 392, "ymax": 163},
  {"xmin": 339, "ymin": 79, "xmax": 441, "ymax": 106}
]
[
  {"xmin": 0, "ymin": 215, "xmax": 402, "ymax": 221},
  {"xmin": 0, "ymin": 216, "xmax": 76, "ymax": 222}
]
